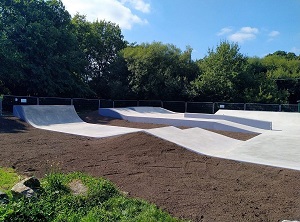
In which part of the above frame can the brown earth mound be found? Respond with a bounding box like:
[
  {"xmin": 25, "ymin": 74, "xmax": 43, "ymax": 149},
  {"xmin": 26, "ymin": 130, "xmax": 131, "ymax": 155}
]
[{"xmin": 0, "ymin": 114, "xmax": 299, "ymax": 222}]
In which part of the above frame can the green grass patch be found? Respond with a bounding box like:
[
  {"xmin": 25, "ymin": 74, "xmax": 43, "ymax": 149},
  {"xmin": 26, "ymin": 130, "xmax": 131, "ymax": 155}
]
[
  {"xmin": 0, "ymin": 167, "xmax": 22, "ymax": 196},
  {"xmin": 0, "ymin": 171, "xmax": 186, "ymax": 222}
]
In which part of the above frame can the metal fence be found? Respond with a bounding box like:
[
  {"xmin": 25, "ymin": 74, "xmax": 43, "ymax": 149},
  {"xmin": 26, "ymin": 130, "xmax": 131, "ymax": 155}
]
[{"xmin": 1, "ymin": 95, "xmax": 299, "ymax": 115}]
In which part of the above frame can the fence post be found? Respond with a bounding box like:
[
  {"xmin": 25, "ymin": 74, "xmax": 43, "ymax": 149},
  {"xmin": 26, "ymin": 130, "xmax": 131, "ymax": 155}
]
[
  {"xmin": 185, "ymin": 102, "xmax": 187, "ymax": 113},
  {"xmin": 161, "ymin": 101, "xmax": 163, "ymax": 108},
  {"xmin": 0, "ymin": 98, "xmax": 2, "ymax": 116},
  {"xmin": 113, "ymin": 100, "xmax": 115, "ymax": 108},
  {"xmin": 212, "ymin": 102, "xmax": 215, "ymax": 114},
  {"xmin": 37, "ymin": 97, "xmax": 39, "ymax": 105},
  {"xmin": 98, "ymin": 100, "xmax": 101, "ymax": 108},
  {"xmin": 244, "ymin": 103, "xmax": 246, "ymax": 110},
  {"xmin": 279, "ymin": 104, "xmax": 282, "ymax": 112},
  {"xmin": 71, "ymin": 98, "xmax": 73, "ymax": 105}
]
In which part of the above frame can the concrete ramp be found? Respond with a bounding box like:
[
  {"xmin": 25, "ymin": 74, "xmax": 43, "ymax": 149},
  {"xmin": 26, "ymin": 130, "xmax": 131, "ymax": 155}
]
[
  {"xmin": 13, "ymin": 105, "xmax": 142, "ymax": 138},
  {"xmin": 147, "ymin": 127, "xmax": 242, "ymax": 156},
  {"xmin": 14, "ymin": 105, "xmax": 83, "ymax": 127}
]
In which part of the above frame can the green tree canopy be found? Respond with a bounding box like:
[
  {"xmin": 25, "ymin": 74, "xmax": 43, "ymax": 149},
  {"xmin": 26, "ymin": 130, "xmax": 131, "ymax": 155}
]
[
  {"xmin": 71, "ymin": 14, "xmax": 127, "ymax": 98},
  {"xmin": 0, "ymin": 0, "xmax": 91, "ymax": 97},
  {"xmin": 122, "ymin": 42, "xmax": 199, "ymax": 100},
  {"xmin": 261, "ymin": 51, "xmax": 300, "ymax": 103},
  {"xmin": 191, "ymin": 41, "xmax": 248, "ymax": 102},
  {"xmin": 245, "ymin": 57, "xmax": 289, "ymax": 103}
]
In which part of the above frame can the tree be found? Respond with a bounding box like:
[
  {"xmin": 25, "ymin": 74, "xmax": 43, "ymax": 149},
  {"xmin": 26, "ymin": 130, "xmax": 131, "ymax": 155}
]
[
  {"xmin": 191, "ymin": 41, "xmax": 248, "ymax": 102},
  {"xmin": 261, "ymin": 51, "xmax": 300, "ymax": 103},
  {"xmin": 245, "ymin": 57, "xmax": 289, "ymax": 103},
  {"xmin": 0, "ymin": 0, "xmax": 91, "ymax": 97},
  {"xmin": 121, "ymin": 42, "xmax": 199, "ymax": 100},
  {"xmin": 72, "ymin": 14, "xmax": 127, "ymax": 98}
]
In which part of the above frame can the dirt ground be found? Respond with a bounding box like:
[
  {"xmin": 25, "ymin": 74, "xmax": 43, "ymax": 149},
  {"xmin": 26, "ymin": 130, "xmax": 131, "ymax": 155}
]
[{"xmin": 1, "ymin": 112, "xmax": 300, "ymax": 222}]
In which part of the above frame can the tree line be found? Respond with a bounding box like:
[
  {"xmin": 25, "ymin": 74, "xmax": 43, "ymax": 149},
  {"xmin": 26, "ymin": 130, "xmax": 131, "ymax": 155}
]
[{"xmin": 1, "ymin": 0, "xmax": 300, "ymax": 103}]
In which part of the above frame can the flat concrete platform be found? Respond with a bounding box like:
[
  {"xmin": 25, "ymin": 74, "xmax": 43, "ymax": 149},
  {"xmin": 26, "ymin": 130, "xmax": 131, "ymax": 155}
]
[
  {"xmin": 216, "ymin": 110, "xmax": 300, "ymax": 170},
  {"xmin": 13, "ymin": 105, "xmax": 300, "ymax": 171}
]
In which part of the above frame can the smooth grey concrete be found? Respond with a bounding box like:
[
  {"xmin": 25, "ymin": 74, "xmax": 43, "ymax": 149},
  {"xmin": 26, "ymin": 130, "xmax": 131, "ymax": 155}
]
[
  {"xmin": 184, "ymin": 112, "xmax": 272, "ymax": 130},
  {"xmin": 99, "ymin": 107, "xmax": 300, "ymax": 171},
  {"xmin": 215, "ymin": 110, "xmax": 300, "ymax": 170},
  {"xmin": 147, "ymin": 126, "xmax": 242, "ymax": 156},
  {"xmin": 13, "ymin": 105, "xmax": 142, "ymax": 138},
  {"xmin": 128, "ymin": 106, "xmax": 175, "ymax": 114},
  {"xmin": 99, "ymin": 107, "xmax": 265, "ymax": 134}
]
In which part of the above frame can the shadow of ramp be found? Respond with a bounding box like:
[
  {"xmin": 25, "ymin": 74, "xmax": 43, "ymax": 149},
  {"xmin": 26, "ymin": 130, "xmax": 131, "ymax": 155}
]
[{"xmin": 0, "ymin": 116, "xmax": 28, "ymax": 133}]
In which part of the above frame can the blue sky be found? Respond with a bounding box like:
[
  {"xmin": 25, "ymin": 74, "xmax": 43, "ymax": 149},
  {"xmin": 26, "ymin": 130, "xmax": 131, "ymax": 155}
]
[{"xmin": 61, "ymin": 0, "xmax": 300, "ymax": 60}]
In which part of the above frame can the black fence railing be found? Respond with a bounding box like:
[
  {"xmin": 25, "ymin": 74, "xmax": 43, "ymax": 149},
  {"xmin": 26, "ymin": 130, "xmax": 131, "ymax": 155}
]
[
  {"xmin": 39, "ymin": 97, "xmax": 71, "ymax": 106},
  {"xmin": 73, "ymin": 98, "xmax": 99, "ymax": 112},
  {"xmin": 138, "ymin": 100, "xmax": 162, "ymax": 107},
  {"xmin": 162, "ymin": 101, "xmax": 186, "ymax": 113},
  {"xmin": 1, "ymin": 95, "xmax": 299, "ymax": 115}
]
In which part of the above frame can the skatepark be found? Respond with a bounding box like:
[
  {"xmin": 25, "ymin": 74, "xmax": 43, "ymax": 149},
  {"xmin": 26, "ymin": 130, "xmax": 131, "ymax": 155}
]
[{"xmin": 13, "ymin": 104, "xmax": 300, "ymax": 171}]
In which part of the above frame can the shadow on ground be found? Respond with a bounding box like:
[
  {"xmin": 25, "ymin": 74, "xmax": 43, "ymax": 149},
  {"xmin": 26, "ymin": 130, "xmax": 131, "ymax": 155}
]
[{"xmin": 0, "ymin": 116, "xmax": 28, "ymax": 133}]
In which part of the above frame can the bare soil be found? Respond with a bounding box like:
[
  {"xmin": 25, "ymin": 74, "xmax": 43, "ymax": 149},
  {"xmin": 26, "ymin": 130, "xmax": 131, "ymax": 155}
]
[{"xmin": 1, "ymin": 113, "xmax": 300, "ymax": 222}]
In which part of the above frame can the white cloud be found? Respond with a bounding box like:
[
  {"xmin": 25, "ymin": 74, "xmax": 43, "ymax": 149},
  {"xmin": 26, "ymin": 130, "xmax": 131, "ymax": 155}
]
[
  {"xmin": 217, "ymin": 27, "xmax": 233, "ymax": 36},
  {"xmin": 240, "ymin": 27, "xmax": 259, "ymax": 34},
  {"xmin": 228, "ymin": 27, "xmax": 259, "ymax": 43},
  {"xmin": 291, "ymin": 47, "xmax": 300, "ymax": 54},
  {"xmin": 61, "ymin": 0, "xmax": 150, "ymax": 30},
  {"xmin": 269, "ymin": 30, "xmax": 280, "ymax": 37},
  {"xmin": 121, "ymin": 0, "xmax": 150, "ymax": 13},
  {"xmin": 267, "ymin": 30, "xmax": 280, "ymax": 42}
]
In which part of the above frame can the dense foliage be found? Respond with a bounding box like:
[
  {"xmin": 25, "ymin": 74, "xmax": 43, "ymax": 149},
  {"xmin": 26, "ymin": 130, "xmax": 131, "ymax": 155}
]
[
  {"xmin": 71, "ymin": 14, "xmax": 127, "ymax": 98},
  {"xmin": 0, "ymin": 0, "xmax": 91, "ymax": 97},
  {"xmin": 1, "ymin": 0, "xmax": 299, "ymax": 103},
  {"xmin": 122, "ymin": 43, "xmax": 198, "ymax": 100}
]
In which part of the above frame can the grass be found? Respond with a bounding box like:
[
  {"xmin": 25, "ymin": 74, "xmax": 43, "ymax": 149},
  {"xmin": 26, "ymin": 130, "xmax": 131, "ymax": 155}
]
[
  {"xmin": 0, "ymin": 169, "xmax": 186, "ymax": 222},
  {"xmin": 0, "ymin": 167, "xmax": 22, "ymax": 197}
]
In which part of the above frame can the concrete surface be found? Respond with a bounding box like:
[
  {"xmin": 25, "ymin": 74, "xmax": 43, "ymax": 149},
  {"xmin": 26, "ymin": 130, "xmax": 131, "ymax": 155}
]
[
  {"xmin": 99, "ymin": 107, "xmax": 300, "ymax": 171},
  {"xmin": 147, "ymin": 126, "xmax": 242, "ymax": 156},
  {"xmin": 99, "ymin": 107, "xmax": 265, "ymax": 134},
  {"xmin": 216, "ymin": 110, "xmax": 300, "ymax": 170},
  {"xmin": 128, "ymin": 106, "xmax": 175, "ymax": 114},
  {"xmin": 13, "ymin": 105, "xmax": 300, "ymax": 171},
  {"xmin": 184, "ymin": 112, "xmax": 272, "ymax": 130},
  {"xmin": 13, "ymin": 105, "xmax": 142, "ymax": 138}
]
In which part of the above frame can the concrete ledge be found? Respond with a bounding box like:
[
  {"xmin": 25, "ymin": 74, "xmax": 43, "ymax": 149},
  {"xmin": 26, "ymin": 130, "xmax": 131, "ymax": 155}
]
[
  {"xmin": 184, "ymin": 112, "xmax": 272, "ymax": 130},
  {"xmin": 128, "ymin": 106, "xmax": 176, "ymax": 114},
  {"xmin": 99, "ymin": 107, "xmax": 263, "ymax": 133}
]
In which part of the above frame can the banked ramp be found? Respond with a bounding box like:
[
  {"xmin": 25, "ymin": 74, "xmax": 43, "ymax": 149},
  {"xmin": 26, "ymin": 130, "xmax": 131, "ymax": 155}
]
[{"xmin": 13, "ymin": 105, "xmax": 142, "ymax": 138}]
